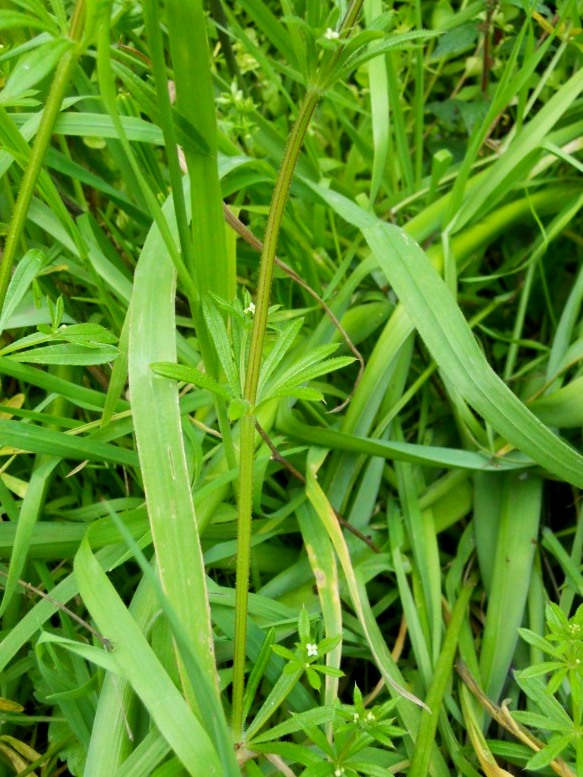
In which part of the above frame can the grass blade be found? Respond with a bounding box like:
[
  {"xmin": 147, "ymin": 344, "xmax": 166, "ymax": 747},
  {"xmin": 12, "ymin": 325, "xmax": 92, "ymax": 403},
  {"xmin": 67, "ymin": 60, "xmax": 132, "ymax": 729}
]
[
  {"xmin": 305, "ymin": 448, "xmax": 427, "ymax": 710},
  {"xmin": 296, "ymin": 501, "xmax": 342, "ymax": 710},
  {"xmin": 479, "ymin": 473, "xmax": 542, "ymax": 704},
  {"xmin": 0, "ymin": 456, "xmax": 59, "ymax": 617},
  {"xmin": 308, "ymin": 186, "xmax": 583, "ymax": 488},
  {"xmin": 74, "ymin": 537, "xmax": 222, "ymax": 777},
  {"xmin": 128, "ymin": 185, "xmax": 220, "ymax": 710},
  {"xmin": 0, "ymin": 419, "xmax": 136, "ymax": 466},
  {"xmin": 165, "ymin": 0, "xmax": 234, "ymax": 305}
]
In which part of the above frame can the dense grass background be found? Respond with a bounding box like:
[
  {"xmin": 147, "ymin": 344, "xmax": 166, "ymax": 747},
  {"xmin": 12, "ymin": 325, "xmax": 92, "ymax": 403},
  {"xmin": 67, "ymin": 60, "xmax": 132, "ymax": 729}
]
[{"xmin": 0, "ymin": 0, "xmax": 583, "ymax": 775}]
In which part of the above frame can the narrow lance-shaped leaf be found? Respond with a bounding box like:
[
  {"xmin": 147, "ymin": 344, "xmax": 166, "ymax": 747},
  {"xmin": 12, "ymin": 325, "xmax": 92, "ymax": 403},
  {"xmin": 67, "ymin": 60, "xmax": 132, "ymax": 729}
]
[
  {"xmin": 201, "ymin": 296, "xmax": 239, "ymax": 394},
  {"xmin": 0, "ymin": 249, "xmax": 45, "ymax": 332},
  {"xmin": 150, "ymin": 362, "xmax": 232, "ymax": 401},
  {"xmin": 265, "ymin": 357, "xmax": 355, "ymax": 403},
  {"xmin": 257, "ymin": 317, "xmax": 304, "ymax": 395},
  {"xmin": 337, "ymin": 29, "xmax": 441, "ymax": 75},
  {"xmin": 262, "ymin": 341, "xmax": 351, "ymax": 399},
  {"xmin": 0, "ymin": 38, "xmax": 73, "ymax": 105}
]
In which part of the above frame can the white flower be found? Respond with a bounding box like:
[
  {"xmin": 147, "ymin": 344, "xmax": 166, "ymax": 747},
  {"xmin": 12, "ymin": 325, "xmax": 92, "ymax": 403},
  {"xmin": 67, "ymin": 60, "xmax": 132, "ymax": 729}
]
[
  {"xmin": 244, "ymin": 301, "xmax": 256, "ymax": 315},
  {"xmin": 324, "ymin": 28, "xmax": 340, "ymax": 40},
  {"xmin": 306, "ymin": 643, "xmax": 318, "ymax": 657}
]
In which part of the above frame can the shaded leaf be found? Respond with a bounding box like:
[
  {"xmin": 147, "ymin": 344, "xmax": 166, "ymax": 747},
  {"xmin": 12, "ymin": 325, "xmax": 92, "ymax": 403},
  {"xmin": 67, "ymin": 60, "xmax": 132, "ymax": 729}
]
[
  {"xmin": 0, "ymin": 249, "xmax": 45, "ymax": 332},
  {"xmin": 0, "ymin": 38, "xmax": 73, "ymax": 105}
]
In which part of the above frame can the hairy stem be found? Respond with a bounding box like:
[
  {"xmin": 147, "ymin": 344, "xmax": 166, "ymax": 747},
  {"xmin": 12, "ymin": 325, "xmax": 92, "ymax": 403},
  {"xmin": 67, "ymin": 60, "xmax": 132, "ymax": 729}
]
[{"xmin": 231, "ymin": 0, "xmax": 365, "ymax": 741}]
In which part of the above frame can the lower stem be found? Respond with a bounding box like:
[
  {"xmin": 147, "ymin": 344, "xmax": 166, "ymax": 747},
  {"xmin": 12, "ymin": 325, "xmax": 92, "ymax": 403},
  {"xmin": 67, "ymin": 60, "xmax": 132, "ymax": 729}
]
[{"xmin": 231, "ymin": 411, "xmax": 256, "ymax": 741}]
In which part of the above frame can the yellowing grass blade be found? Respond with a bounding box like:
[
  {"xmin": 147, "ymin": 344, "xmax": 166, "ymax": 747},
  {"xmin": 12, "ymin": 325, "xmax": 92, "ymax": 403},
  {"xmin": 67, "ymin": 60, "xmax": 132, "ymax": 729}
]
[
  {"xmin": 460, "ymin": 685, "xmax": 515, "ymax": 777},
  {"xmin": 305, "ymin": 448, "xmax": 427, "ymax": 710},
  {"xmin": 296, "ymin": 501, "xmax": 342, "ymax": 708}
]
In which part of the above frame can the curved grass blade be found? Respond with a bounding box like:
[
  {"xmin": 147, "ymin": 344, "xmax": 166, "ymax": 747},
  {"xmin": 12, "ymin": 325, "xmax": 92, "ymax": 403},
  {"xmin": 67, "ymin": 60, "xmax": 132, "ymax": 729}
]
[
  {"xmin": 102, "ymin": 503, "xmax": 239, "ymax": 776},
  {"xmin": 278, "ymin": 405, "xmax": 526, "ymax": 471},
  {"xmin": 296, "ymin": 501, "xmax": 342, "ymax": 710},
  {"xmin": 309, "ymin": 186, "xmax": 583, "ymax": 489},
  {"xmin": 0, "ymin": 543, "xmax": 136, "ymax": 675},
  {"xmin": 305, "ymin": 450, "xmax": 453, "ymax": 776},
  {"xmin": 85, "ymin": 578, "xmax": 154, "ymax": 775},
  {"xmin": 305, "ymin": 448, "xmax": 427, "ymax": 710}
]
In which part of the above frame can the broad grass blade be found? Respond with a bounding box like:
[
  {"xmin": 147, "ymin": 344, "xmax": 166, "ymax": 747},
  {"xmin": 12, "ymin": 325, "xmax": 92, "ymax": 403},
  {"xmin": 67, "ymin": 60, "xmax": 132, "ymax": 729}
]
[
  {"xmin": 128, "ymin": 185, "xmax": 219, "ymax": 708},
  {"xmin": 74, "ymin": 538, "xmax": 222, "ymax": 777},
  {"xmin": 479, "ymin": 473, "xmax": 542, "ymax": 704},
  {"xmin": 165, "ymin": 0, "xmax": 234, "ymax": 305}
]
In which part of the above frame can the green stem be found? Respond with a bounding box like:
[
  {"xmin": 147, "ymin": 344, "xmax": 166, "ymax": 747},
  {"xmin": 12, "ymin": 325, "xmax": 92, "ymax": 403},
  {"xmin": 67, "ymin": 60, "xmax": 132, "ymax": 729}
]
[
  {"xmin": 0, "ymin": 0, "xmax": 86, "ymax": 312},
  {"xmin": 232, "ymin": 411, "xmax": 256, "ymax": 741},
  {"xmin": 242, "ymin": 86, "xmax": 321, "ymax": 407},
  {"xmin": 232, "ymin": 86, "xmax": 321, "ymax": 742},
  {"xmin": 231, "ymin": 0, "xmax": 365, "ymax": 741},
  {"xmin": 407, "ymin": 581, "xmax": 475, "ymax": 777}
]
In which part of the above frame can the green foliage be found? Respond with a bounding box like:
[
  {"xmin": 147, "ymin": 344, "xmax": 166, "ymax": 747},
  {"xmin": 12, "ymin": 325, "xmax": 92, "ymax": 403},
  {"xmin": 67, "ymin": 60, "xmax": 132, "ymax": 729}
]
[
  {"xmin": 152, "ymin": 292, "xmax": 354, "ymax": 414},
  {"xmin": 271, "ymin": 605, "xmax": 344, "ymax": 690},
  {"xmin": 0, "ymin": 0, "xmax": 582, "ymax": 775},
  {"xmin": 249, "ymin": 689, "xmax": 405, "ymax": 776},
  {"xmin": 515, "ymin": 603, "xmax": 583, "ymax": 771}
]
